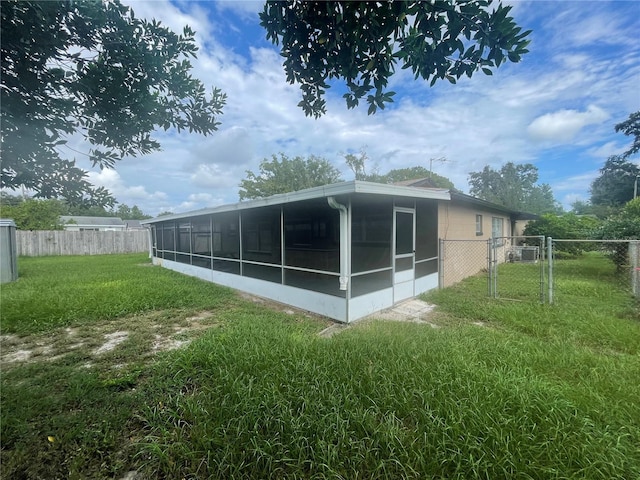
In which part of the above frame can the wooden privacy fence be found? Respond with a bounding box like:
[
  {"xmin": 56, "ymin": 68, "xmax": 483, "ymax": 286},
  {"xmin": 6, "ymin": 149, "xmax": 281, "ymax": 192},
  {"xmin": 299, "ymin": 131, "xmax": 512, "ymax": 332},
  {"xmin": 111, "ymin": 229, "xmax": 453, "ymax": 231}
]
[{"xmin": 16, "ymin": 230, "xmax": 149, "ymax": 256}]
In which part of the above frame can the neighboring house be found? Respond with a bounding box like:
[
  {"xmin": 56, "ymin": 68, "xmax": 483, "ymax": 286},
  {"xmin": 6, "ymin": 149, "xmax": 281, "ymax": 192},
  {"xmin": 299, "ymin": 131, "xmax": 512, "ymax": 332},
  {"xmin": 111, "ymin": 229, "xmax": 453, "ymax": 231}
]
[
  {"xmin": 142, "ymin": 180, "xmax": 536, "ymax": 323},
  {"xmin": 124, "ymin": 220, "xmax": 146, "ymax": 230},
  {"xmin": 60, "ymin": 216, "xmax": 126, "ymax": 231}
]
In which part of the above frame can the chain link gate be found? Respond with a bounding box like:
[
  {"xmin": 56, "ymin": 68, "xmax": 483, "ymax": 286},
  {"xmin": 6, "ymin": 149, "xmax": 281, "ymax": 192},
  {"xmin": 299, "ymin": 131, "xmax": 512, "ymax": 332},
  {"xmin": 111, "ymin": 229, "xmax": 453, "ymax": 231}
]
[
  {"xmin": 439, "ymin": 236, "xmax": 546, "ymax": 303},
  {"xmin": 488, "ymin": 236, "xmax": 546, "ymax": 303}
]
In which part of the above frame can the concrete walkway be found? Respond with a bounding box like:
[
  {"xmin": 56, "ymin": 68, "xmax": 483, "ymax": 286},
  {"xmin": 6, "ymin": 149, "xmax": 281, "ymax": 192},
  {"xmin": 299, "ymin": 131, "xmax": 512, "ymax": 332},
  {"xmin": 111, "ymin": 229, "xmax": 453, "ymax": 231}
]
[
  {"xmin": 318, "ymin": 299, "xmax": 438, "ymax": 337},
  {"xmin": 367, "ymin": 298, "xmax": 437, "ymax": 323}
]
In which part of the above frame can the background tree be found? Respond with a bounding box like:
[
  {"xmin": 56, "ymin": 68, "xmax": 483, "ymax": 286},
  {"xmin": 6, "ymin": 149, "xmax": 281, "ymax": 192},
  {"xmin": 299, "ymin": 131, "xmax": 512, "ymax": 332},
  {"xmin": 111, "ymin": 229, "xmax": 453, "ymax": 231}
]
[
  {"xmin": 468, "ymin": 162, "xmax": 560, "ymax": 214},
  {"xmin": 239, "ymin": 154, "xmax": 343, "ymax": 200},
  {"xmin": 344, "ymin": 150, "xmax": 383, "ymax": 182},
  {"xmin": 0, "ymin": 199, "xmax": 64, "ymax": 230},
  {"xmin": 114, "ymin": 204, "xmax": 153, "ymax": 220},
  {"xmin": 590, "ymin": 156, "xmax": 640, "ymax": 209},
  {"xmin": 593, "ymin": 198, "xmax": 640, "ymax": 271},
  {"xmin": 594, "ymin": 198, "xmax": 640, "ymax": 241},
  {"xmin": 1, "ymin": 0, "xmax": 226, "ymax": 207},
  {"xmin": 260, "ymin": 1, "xmax": 531, "ymax": 117},
  {"xmin": 615, "ymin": 111, "xmax": 640, "ymax": 159},
  {"xmin": 379, "ymin": 166, "xmax": 455, "ymax": 189},
  {"xmin": 523, "ymin": 213, "xmax": 600, "ymax": 256},
  {"xmin": 570, "ymin": 200, "xmax": 593, "ymax": 216},
  {"xmin": 344, "ymin": 153, "xmax": 456, "ymax": 188}
]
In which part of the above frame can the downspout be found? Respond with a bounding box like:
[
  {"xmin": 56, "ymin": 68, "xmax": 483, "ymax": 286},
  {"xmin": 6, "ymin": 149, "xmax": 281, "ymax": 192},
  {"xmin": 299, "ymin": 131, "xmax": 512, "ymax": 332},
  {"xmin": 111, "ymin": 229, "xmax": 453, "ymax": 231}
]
[{"xmin": 327, "ymin": 196, "xmax": 349, "ymax": 291}]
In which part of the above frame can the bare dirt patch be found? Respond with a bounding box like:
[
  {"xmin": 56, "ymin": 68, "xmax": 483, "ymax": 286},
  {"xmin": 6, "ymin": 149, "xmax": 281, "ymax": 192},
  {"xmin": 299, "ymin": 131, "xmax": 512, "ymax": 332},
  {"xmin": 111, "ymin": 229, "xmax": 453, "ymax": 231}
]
[
  {"xmin": 0, "ymin": 310, "xmax": 221, "ymax": 370},
  {"xmin": 94, "ymin": 331, "xmax": 129, "ymax": 355}
]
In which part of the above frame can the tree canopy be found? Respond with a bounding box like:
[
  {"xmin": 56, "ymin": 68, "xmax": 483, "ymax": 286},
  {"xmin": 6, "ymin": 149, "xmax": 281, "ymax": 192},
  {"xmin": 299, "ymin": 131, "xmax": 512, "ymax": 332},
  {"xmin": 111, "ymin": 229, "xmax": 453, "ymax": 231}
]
[
  {"xmin": 615, "ymin": 111, "xmax": 640, "ymax": 159},
  {"xmin": 344, "ymin": 151, "xmax": 455, "ymax": 188},
  {"xmin": 380, "ymin": 166, "xmax": 455, "ymax": 189},
  {"xmin": 590, "ymin": 156, "xmax": 640, "ymax": 208},
  {"xmin": 0, "ymin": 193, "xmax": 153, "ymax": 229},
  {"xmin": 239, "ymin": 154, "xmax": 343, "ymax": 200},
  {"xmin": 1, "ymin": 0, "xmax": 225, "ymax": 207},
  {"xmin": 523, "ymin": 213, "xmax": 600, "ymax": 241},
  {"xmin": 0, "ymin": 198, "xmax": 64, "ymax": 230},
  {"xmin": 468, "ymin": 162, "xmax": 559, "ymax": 214},
  {"xmin": 260, "ymin": 0, "xmax": 531, "ymax": 117}
]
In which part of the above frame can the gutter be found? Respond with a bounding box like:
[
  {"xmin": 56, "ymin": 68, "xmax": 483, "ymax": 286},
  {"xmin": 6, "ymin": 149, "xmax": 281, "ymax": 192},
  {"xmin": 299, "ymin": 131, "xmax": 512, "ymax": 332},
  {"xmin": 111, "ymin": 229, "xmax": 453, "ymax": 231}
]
[{"xmin": 327, "ymin": 196, "xmax": 349, "ymax": 291}]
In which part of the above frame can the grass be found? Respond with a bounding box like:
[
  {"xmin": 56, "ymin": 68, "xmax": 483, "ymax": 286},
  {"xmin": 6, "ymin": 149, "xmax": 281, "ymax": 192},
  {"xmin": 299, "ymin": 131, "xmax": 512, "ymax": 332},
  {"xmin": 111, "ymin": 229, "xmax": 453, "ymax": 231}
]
[
  {"xmin": 0, "ymin": 254, "xmax": 235, "ymax": 334},
  {"xmin": 1, "ymin": 253, "xmax": 639, "ymax": 479}
]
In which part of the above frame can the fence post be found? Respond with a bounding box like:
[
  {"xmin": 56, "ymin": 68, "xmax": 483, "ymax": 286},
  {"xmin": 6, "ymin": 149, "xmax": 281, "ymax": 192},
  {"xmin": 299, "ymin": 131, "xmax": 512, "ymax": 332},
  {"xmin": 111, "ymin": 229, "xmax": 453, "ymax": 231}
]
[
  {"xmin": 539, "ymin": 235, "xmax": 546, "ymax": 303},
  {"xmin": 486, "ymin": 238, "xmax": 490, "ymax": 297},
  {"xmin": 547, "ymin": 237, "xmax": 553, "ymax": 305},
  {"xmin": 488, "ymin": 237, "xmax": 497, "ymax": 298},
  {"xmin": 631, "ymin": 240, "xmax": 639, "ymax": 298},
  {"xmin": 438, "ymin": 238, "xmax": 444, "ymax": 289}
]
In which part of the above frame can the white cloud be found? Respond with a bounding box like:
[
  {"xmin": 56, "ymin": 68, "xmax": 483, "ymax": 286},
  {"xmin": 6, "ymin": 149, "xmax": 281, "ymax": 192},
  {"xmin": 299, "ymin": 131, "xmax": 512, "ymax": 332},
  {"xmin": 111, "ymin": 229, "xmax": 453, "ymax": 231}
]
[
  {"xmin": 87, "ymin": 169, "xmax": 168, "ymax": 213},
  {"xmin": 100, "ymin": 0, "xmax": 639, "ymax": 216},
  {"xmin": 527, "ymin": 106, "xmax": 609, "ymax": 143},
  {"xmin": 587, "ymin": 141, "xmax": 628, "ymax": 159},
  {"xmin": 552, "ymin": 171, "xmax": 598, "ymax": 193}
]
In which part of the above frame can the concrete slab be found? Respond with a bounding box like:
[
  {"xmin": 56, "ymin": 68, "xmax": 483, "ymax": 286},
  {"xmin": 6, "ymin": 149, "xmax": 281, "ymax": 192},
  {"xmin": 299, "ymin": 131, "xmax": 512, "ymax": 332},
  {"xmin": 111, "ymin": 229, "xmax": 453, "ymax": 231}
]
[
  {"xmin": 365, "ymin": 298, "xmax": 437, "ymax": 324},
  {"xmin": 317, "ymin": 299, "xmax": 439, "ymax": 337}
]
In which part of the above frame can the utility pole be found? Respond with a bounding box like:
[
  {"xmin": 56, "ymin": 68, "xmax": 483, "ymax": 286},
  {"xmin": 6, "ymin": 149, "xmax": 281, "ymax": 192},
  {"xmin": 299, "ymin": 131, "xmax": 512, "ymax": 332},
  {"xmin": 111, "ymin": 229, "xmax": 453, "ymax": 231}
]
[{"xmin": 429, "ymin": 157, "xmax": 448, "ymax": 177}]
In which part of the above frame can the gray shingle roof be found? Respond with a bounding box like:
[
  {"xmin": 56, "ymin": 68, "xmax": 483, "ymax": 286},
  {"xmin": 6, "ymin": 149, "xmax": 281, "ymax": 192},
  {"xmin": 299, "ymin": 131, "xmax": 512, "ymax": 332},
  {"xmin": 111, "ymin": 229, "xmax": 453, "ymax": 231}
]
[{"xmin": 60, "ymin": 216, "xmax": 125, "ymax": 226}]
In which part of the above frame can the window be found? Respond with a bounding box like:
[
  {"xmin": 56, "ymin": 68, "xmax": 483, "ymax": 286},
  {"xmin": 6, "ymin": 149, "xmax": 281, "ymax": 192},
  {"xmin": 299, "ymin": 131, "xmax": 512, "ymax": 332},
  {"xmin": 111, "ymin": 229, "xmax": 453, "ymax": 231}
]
[
  {"xmin": 492, "ymin": 217, "xmax": 504, "ymax": 244},
  {"xmin": 475, "ymin": 214, "xmax": 483, "ymax": 236}
]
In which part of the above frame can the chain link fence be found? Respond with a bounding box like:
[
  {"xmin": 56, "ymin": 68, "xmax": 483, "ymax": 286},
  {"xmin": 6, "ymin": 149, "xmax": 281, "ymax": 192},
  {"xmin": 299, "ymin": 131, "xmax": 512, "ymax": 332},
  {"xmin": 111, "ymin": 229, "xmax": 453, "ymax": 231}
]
[
  {"xmin": 438, "ymin": 237, "xmax": 639, "ymax": 304},
  {"xmin": 438, "ymin": 239, "xmax": 489, "ymax": 290},
  {"xmin": 548, "ymin": 239, "xmax": 640, "ymax": 304}
]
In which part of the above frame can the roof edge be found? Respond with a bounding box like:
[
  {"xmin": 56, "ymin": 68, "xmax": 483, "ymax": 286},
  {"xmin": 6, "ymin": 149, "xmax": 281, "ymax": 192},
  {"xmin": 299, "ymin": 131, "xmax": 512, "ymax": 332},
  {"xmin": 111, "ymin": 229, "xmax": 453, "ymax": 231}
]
[{"xmin": 142, "ymin": 180, "xmax": 451, "ymax": 224}]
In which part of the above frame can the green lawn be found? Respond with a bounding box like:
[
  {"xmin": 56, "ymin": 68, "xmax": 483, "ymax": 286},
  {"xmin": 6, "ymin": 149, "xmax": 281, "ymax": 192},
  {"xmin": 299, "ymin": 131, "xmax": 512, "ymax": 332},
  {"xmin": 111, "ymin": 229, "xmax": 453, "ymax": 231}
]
[{"xmin": 1, "ymin": 254, "xmax": 639, "ymax": 479}]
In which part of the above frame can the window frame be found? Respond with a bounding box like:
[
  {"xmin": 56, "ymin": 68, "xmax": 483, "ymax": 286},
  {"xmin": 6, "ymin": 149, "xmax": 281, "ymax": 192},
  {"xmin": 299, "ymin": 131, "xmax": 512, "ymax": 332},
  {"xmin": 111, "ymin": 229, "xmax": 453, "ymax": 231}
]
[{"xmin": 475, "ymin": 214, "xmax": 483, "ymax": 236}]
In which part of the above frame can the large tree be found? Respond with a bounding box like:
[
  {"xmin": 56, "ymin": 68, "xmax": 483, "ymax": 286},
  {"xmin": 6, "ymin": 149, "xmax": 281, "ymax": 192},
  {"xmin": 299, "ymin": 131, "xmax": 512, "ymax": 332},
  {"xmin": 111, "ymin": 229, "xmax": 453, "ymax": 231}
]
[
  {"xmin": 239, "ymin": 154, "xmax": 343, "ymax": 200},
  {"xmin": 0, "ymin": 198, "xmax": 65, "ymax": 230},
  {"xmin": 590, "ymin": 156, "xmax": 640, "ymax": 208},
  {"xmin": 260, "ymin": 0, "xmax": 531, "ymax": 117},
  {"xmin": 615, "ymin": 111, "xmax": 640, "ymax": 159},
  {"xmin": 380, "ymin": 166, "xmax": 455, "ymax": 189},
  {"xmin": 114, "ymin": 204, "xmax": 152, "ymax": 220},
  {"xmin": 344, "ymin": 151, "xmax": 455, "ymax": 188},
  {"xmin": 1, "ymin": 0, "xmax": 225, "ymax": 207},
  {"xmin": 468, "ymin": 162, "xmax": 559, "ymax": 214}
]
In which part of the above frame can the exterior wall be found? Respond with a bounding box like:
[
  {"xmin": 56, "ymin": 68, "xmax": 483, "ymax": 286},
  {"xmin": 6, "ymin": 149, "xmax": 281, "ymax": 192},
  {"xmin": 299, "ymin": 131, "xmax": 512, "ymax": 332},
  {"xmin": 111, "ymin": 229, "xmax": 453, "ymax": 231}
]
[
  {"xmin": 145, "ymin": 185, "xmax": 525, "ymax": 321},
  {"xmin": 512, "ymin": 219, "xmax": 530, "ymax": 237},
  {"xmin": 147, "ymin": 194, "xmax": 444, "ymax": 323},
  {"xmin": 153, "ymin": 257, "xmax": 349, "ymax": 322},
  {"xmin": 438, "ymin": 202, "xmax": 512, "ymax": 241},
  {"xmin": 438, "ymin": 201, "xmax": 512, "ymax": 287}
]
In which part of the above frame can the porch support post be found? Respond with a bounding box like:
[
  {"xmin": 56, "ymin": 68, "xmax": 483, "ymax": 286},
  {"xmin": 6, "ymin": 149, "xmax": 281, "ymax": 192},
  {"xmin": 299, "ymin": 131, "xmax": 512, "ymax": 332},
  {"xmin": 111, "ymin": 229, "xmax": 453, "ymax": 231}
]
[{"xmin": 327, "ymin": 196, "xmax": 349, "ymax": 291}]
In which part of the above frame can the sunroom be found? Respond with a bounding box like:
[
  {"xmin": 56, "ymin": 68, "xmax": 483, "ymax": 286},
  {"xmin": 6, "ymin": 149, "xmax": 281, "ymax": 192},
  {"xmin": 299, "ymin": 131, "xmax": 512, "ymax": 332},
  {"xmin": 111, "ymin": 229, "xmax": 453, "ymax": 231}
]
[{"xmin": 143, "ymin": 181, "xmax": 448, "ymax": 323}]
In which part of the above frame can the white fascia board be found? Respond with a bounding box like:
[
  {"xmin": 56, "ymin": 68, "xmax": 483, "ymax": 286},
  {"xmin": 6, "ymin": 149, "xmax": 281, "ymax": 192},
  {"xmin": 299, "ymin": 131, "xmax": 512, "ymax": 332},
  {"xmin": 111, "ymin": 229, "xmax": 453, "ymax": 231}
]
[
  {"xmin": 142, "ymin": 180, "xmax": 451, "ymax": 224},
  {"xmin": 353, "ymin": 181, "xmax": 451, "ymax": 200}
]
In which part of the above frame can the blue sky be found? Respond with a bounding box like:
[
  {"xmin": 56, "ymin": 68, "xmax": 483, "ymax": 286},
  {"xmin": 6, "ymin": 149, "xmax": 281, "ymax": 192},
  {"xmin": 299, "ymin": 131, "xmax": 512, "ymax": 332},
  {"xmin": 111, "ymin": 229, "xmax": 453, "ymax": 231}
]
[{"xmin": 84, "ymin": 0, "xmax": 640, "ymax": 216}]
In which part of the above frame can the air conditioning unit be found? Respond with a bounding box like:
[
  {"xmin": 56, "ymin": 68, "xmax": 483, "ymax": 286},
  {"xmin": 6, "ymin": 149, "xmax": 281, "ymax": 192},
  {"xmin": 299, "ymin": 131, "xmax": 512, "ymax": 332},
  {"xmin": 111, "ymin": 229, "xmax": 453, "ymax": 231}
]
[{"xmin": 506, "ymin": 246, "xmax": 539, "ymax": 263}]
